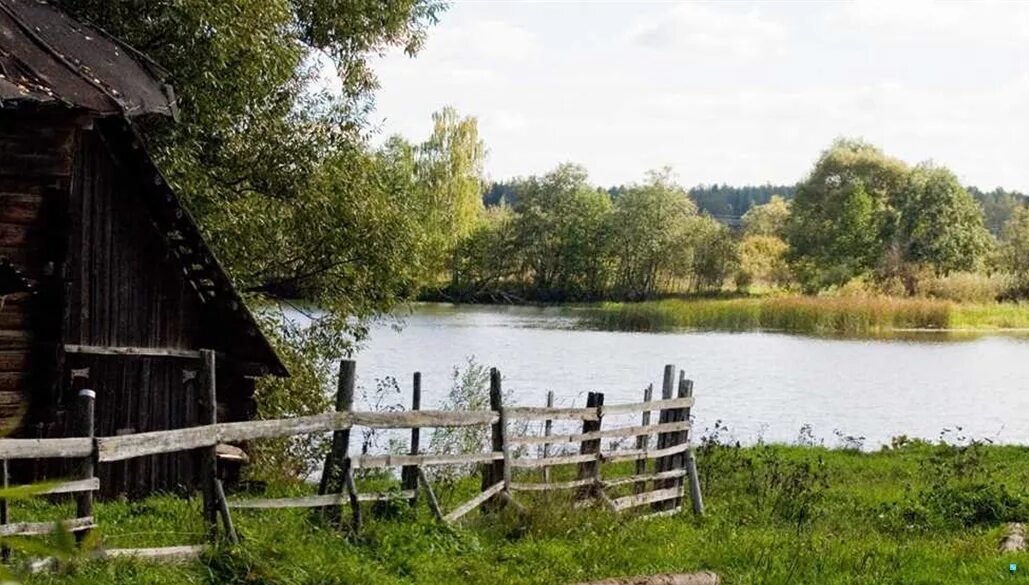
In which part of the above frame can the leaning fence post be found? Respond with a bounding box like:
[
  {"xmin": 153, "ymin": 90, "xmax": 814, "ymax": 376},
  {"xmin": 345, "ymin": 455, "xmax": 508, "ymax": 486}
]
[
  {"xmin": 401, "ymin": 372, "xmax": 421, "ymax": 506},
  {"xmin": 319, "ymin": 359, "xmax": 356, "ymax": 525},
  {"xmin": 542, "ymin": 390, "xmax": 554, "ymax": 484},
  {"xmin": 576, "ymin": 392, "xmax": 604, "ymax": 501},
  {"xmin": 213, "ymin": 478, "xmax": 239, "ymax": 544},
  {"xmin": 679, "ymin": 376, "xmax": 704, "ymax": 516},
  {"xmin": 199, "ymin": 349, "xmax": 218, "ymax": 539},
  {"xmin": 75, "ymin": 381, "xmax": 96, "ymax": 544},
  {"xmin": 481, "ymin": 368, "xmax": 504, "ymax": 512},
  {"xmin": 634, "ymin": 384, "xmax": 653, "ymax": 495}
]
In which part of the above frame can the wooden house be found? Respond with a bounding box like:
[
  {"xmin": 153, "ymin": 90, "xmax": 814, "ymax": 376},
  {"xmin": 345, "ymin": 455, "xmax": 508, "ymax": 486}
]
[{"xmin": 0, "ymin": 0, "xmax": 287, "ymax": 497}]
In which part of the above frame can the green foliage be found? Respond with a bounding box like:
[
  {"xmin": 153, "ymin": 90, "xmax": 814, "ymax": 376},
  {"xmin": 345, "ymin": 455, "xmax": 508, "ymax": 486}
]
[
  {"xmin": 609, "ymin": 169, "xmax": 700, "ymax": 299},
  {"xmin": 737, "ymin": 235, "xmax": 791, "ymax": 290},
  {"xmin": 30, "ymin": 444, "xmax": 1029, "ymax": 585},
  {"xmin": 788, "ymin": 140, "xmax": 997, "ymax": 292},
  {"xmin": 742, "ymin": 195, "xmax": 791, "ymax": 238},
  {"xmin": 689, "ymin": 219, "xmax": 738, "ymax": 292},
  {"xmin": 998, "ymin": 206, "xmax": 1029, "ymax": 298},
  {"xmin": 894, "ymin": 164, "xmax": 993, "ymax": 275},
  {"xmin": 510, "ymin": 164, "xmax": 613, "ymax": 300}
]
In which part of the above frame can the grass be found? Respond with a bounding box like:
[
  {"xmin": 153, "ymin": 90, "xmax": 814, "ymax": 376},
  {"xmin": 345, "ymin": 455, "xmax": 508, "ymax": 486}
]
[
  {"xmin": 16, "ymin": 441, "xmax": 1029, "ymax": 584},
  {"xmin": 588, "ymin": 296, "xmax": 1029, "ymax": 336}
]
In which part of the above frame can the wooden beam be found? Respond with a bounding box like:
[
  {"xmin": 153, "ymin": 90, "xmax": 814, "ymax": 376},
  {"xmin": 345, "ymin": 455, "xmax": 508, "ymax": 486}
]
[
  {"xmin": 0, "ymin": 517, "xmax": 94, "ymax": 537},
  {"xmin": 444, "ymin": 481, "xmax": 504, "ymax": 524},
  {"xmin": 227, "ymin": 490, "xmax": 416, "ymax": 510}
]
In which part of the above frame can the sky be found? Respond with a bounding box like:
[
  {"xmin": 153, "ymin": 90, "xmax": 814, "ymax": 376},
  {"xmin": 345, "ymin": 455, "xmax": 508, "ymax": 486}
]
[{"xmin": 366, "ymin": 0, "xmax": 1029, "ymax": 190}]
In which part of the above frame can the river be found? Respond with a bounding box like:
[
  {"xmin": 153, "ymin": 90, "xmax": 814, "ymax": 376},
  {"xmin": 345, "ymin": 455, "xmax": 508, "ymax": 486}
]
[{"xmin": 349, "ymin": 303, "xmax": 1029, "ymax": 449}]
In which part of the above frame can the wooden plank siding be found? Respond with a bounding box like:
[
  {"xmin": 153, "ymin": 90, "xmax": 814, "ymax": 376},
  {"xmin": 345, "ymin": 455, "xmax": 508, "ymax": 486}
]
[
  {"xmin": 56, "ymin": 127, "xmax": 222, "ymax": 498},
  {"xmin": 0, "ymin": 111, "xmax": 257, "ymax": 498}
]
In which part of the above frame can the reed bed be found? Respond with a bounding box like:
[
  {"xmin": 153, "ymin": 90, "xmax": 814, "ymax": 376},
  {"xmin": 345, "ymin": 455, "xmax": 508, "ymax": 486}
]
[{"xmin": 590, "ymin": 296, "xmax": 964, "ymax": 335}]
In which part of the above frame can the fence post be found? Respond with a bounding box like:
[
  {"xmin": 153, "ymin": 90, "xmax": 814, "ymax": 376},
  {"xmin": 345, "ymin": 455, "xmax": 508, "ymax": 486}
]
[
  {"xmin": 481, "ymin": 368, "xmax": 504, "ymax": 512},
  {"xmin": 542, "ymin": 390, "xmax": 554, "ymax": 484},
  {"xmin": 75, "ymin": 383, "xmax": 96, "ymax": 544},
  {"xmin": 652, "ymin": 364, "xmax": 676, "ymax": 510},
  {"xmin": 319, "ymin": 359, "xmax": 356, "ymax": 525},
  {"xmin": 401, "ymin": 372, "xmax": 421, "ymax": 506},
  {"xmin": 576, "ymin": 392, "xmax": 604, "ymax": 501},
  {"xmin": 679, "ymin": 376, "xmax": 704, "ymax": 516},
  {"xmin": 669, "ymin": 372, "xmax": 691, "ymax": 511},
  {"xmin": 634, "ymin": 384, "xmax": 653, "ymax": 495},
  {"xmin": 199, "ymin": 349, "xmax": 218, "ymax": 539},
  {"xmin": 213, "ymin": 478, "xmax": 239, "ymax": 544}
]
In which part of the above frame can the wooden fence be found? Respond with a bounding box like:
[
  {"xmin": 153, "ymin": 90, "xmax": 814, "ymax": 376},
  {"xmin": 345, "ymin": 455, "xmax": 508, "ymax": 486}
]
[{"xmin": 0, "ymin": 353, "xmax": 704, "ymax": 561}]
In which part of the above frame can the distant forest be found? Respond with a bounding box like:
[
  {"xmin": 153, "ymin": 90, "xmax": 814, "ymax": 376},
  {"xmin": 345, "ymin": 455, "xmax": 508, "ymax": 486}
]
[{"xmin": 483, "ymin": 181, "xmax": 1026, "ymax": 235}]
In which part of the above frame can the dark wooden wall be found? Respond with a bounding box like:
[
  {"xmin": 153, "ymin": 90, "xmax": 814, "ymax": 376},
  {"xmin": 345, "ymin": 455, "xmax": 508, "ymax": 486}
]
[
  {"xmin": 0, "ymin": 110, "xmax": 255, "ymax": 497},
  {"xmin": 60, "ymin": 127, "xmax": 210, "ymax": 497}
]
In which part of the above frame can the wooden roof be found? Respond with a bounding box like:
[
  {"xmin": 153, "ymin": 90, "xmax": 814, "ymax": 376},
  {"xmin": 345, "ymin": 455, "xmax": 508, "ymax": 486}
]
[{"xmin": 0, "ymin": 0, "xmax": 175, "ymax": 117}]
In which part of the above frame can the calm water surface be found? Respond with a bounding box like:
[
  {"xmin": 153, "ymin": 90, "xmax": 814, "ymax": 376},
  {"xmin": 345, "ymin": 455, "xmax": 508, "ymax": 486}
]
[{"xmin": 351, "ymin": 304, "xmax": 1029, "ymax": 449}]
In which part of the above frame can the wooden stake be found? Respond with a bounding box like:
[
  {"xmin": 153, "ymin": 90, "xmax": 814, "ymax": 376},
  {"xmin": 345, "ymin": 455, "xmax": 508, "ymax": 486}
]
[
  {"xmin": 75, "ymin": 385, "xmax": 96, "ymax": 544},
  {"xmin": 213, "ymin": 479, "xmax": 238, "ymax": 544},
  {"xmin": 319, "ymin": 359, "xmax": 355, "ymax": 524},
  {"xmin": 542, "ymin": 390, "xmax": 554, "ymax": 484},
  {"xmin": 416, "ymin": 467, "xmax": 444, "ymax": 523},
  {"xmin": 199, "ymin": 349, "xmax": 218, "ymax": 539},
  {"xmin": 652, "ymin": 365, "xmax": 676, "ymax": 510},
  {"xmin": 344, "ymin": 467, "xmax": 361, "ymax": 533},
  {"xmin": 634, "ymin": 385, "xmax": 653, "ymax": 495},
  {"xmin": 401, "ymin": 372, "xmax": 421, "ymax": 505},
  {"xmin": 576, "ymin": 392, "xmax": 604, "ymax": 501},
  {"xmin": 481, "ymin": 368, "xmax": 504, "ymax": 512}
]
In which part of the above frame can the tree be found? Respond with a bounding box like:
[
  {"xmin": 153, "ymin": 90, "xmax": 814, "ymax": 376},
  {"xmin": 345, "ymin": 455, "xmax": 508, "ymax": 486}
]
[
  {"xmin": 414, "ymin": 108, "xmax": 486, "ymax": 280},
  {"xmin": 742, "ymin": 195, "xmax": 791, "ymax": 237},
  {"xmin": 787, "ymin": 139, "xmax": 909, "ymax": 291},
  {"xmin": 449, "ymin": 205, "xmax": 520, "ymax": 300},
  {"xmin": 511, "ymin": 164, "xmax": 612, "ymax": 300},
  {"xmin": 999, "ymin": 206, "xmax": 1029, "ymax": 276},
  {"xmin": 691, "ymin": 218, "xmax": 738, "ymax": 291},
  {"xmin": 610, "ymin": 169, "xmax": 698, "ymax": 299},
  {"xmin": 894, "ymin": 164, "xmax": 993, "ymax": 275},
  {"xmin": 737, "ymin": 235, "xmax": 791, "ymax": 290},
  {"xmin": 56, "ymin": 1, "xmax": 447, "ymax": 476}
]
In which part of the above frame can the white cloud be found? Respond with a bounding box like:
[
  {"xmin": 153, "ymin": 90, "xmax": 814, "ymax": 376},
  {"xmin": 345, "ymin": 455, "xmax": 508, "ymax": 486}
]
[
  {"xmin": 424, "ymin": 19, "xmax": 540, "ymax": 62},
  {"xmin": 627, "ymin": 3, "xmax": 787, "ymax": 60},
  {"xmin": 837, "ymin": 0, "xmax": 1029, "ymax": 44},
  {"xmin": 366, "ymin": 2, "xmax": 1029, "ymax": 192}
]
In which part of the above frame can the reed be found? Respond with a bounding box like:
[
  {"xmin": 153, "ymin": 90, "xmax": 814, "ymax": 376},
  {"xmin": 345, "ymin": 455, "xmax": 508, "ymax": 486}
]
[{"xmin": 590, "ymin": 296, "xmax": 960, "ymax": 335}]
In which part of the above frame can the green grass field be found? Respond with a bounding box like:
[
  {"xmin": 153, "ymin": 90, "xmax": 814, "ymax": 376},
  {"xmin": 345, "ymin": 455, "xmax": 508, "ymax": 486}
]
[
  {"xmin": 588, "ymin": 296, "xmax": 1029, "ymax": 337},
  {"xmin": 15, "ymin": 441, "xmax": 1029, "ymax": 584}
]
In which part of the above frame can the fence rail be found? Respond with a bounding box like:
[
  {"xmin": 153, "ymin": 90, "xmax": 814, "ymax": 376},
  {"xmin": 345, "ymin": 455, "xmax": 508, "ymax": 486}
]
[{"xmin": 0, "ymin": 354, "xmax": 704, "ymax": 563}]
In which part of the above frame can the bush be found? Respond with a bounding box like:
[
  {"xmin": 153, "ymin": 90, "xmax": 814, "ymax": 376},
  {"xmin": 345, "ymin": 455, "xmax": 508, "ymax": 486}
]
[{"xmin": 924, "ymin": 272, "xmax": 1008, "ymax": 303}]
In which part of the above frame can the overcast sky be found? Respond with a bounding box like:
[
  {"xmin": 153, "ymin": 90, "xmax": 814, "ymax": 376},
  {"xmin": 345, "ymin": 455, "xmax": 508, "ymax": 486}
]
[{"xmin": 367, "ymin": 1, "xmax": 1029, "ymax": 190}]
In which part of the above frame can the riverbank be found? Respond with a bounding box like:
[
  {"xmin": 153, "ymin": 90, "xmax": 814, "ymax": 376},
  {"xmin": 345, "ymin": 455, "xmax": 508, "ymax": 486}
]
[
  {"xmin": 586, "ymin": 296, "xmax": 1029, "ymax": 336},
  {"xmin": 22, "ymin": 442, "xmax": 1029, "ymax": 584}
]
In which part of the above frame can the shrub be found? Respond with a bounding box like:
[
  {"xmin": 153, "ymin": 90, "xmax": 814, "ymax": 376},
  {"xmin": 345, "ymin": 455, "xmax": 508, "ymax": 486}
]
[{"xmin": 924, "ymin": 272, "xmax": 1007, "ymax": 303}]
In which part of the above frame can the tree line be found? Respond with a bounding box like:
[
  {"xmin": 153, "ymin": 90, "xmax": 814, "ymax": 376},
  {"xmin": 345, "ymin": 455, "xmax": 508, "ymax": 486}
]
[{"xmin": 432, "ymin": 131, "xmax": 1029, "ymax": 303}]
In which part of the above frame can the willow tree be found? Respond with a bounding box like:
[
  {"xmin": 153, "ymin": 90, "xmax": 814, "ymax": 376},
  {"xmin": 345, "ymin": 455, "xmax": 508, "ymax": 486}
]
[{"xmin": 416, "ymin": 108, "xmax": 487, "ymax": 283}]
